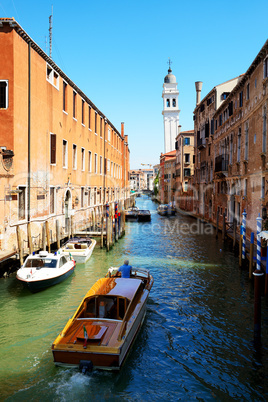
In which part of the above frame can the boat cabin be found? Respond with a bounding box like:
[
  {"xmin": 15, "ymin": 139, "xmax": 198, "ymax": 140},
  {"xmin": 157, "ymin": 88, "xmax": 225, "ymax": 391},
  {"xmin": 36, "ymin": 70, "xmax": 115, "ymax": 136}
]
[{"xmin": 77, "ymin": 277, "xmax": 145, "ymax": 321}]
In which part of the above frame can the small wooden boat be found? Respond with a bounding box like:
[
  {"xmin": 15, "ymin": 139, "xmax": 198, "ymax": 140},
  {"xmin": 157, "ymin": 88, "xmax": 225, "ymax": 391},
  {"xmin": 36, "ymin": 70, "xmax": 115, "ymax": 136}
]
[
  {"xmin": 60, "ymin": 237, "xmax": 96, "ymax": 263},
  {"xmin": 16, "ymin": 250, "xmax": 75, "ymax": 292},
  {"xmin": 52, "ymin": 266, "xmax": 154, "ymax": 371},
  {"xmin": 137, "ymin": 210, "xmax": 151, "ymax": 222}
]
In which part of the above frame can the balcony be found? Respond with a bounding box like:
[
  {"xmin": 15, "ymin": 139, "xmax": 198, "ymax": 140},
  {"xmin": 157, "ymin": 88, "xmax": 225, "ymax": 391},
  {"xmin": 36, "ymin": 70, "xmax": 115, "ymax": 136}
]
[
  {"xmin": 197, "ymin": 137, "xmax": 206, "ymax": 149},
  {"xmin": 215, "ymin": 155, "xmax": 229, "ymax": 173}
]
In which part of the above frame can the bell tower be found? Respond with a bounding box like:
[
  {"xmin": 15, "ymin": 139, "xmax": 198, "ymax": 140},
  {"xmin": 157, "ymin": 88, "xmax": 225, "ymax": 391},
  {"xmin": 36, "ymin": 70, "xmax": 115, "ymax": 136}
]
[{"xmin": 162, "ymin": 60, "xmax": 180, "ymax": 153}]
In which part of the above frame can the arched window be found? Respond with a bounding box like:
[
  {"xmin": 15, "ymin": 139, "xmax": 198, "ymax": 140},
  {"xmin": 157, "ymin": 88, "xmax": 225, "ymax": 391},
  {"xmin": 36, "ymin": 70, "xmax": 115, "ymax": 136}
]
[
  {"xmin": 172, "ymin": 98, "xmax": 176, "ymax": 107},
  {"xmin": 166, "ymin": 99, "xmax": 170, "ymax": 107}
]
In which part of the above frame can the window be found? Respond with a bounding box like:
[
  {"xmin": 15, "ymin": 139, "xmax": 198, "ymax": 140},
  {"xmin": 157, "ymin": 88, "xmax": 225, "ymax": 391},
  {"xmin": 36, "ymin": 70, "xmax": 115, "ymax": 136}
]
[
  {"xmin": 73, "ymin": 91, "xmax": 77, "ymax": 119},
  {"xmin": 81, "ymin": 148, "xmax": 85, "ymax": 171},
  {"xmin": 50, "ymin": 133, "xmax": 56, "ymax": 164},
  {"xmin": 94, "ymin": 153, "xmax": 98, "ymax": 173},
  {"xmin": 88, "ymin": 151, "xmax": 92, "ymax": 172},
  {"xmin": 89, "ymin": 106, "xmax": 91, "ymax": 129},
  {"xmin": 50, "ymin": 187, "xmax": 55, "ymax": 214},
  {"xmin": 245, "ymin": 123, "xmax": 249, "ymax": 161},
  {"xmin": 18, "ymin": 186, "xmax": 26, "ymax": 220},
  {"xmin": 237, "ymin": 128, "xmax": 241, "ymax": 162},
  {"xmin": 246, "ymin": 83, "xmax": 250, "ymax": 100},
  {"xmin": 264, "ymin": 58, "xmax": 268, "ymax": 79},
  {"xmin": 100, "ymin": 155, "xmax": 103, "ymax": 174},
  {"xmin": 211, "ymin": 119, "xmax": 214, "ymax": 135},
  {"xmin": 100, "ymin": 117, "xmax": 103, "ymax": 137},
  {"xmin": 63, "ymin": 81, "xmax": 67, "ymax": 112},
  {"xmin": 263, "ymin": 107, "xmax": 267, "ymax": 153},
  {"xmin": 184, "ymin": 154, "xmax": 190, "ymax": 164},
  {"xmin": 184, "ymin": 137, "xmax": 190, "ymax": 145},
  {"xmin": 73, "ymin": 144, "xmax": 77, "ymax": 169},
  {"xmin": 239, "ymin": 91, "xmax": 243, "ymax": 107},
  {"xmin": 108, "ymin": 128, "xmax": 111, "ymax": 142},
  {"xmin": 262, "ymin": 177, "xmax": 265, "ymax": 199},
  {"xmin": 0, "ymin": 80, "xmax": 8, "ymax": 109},
  {"xmin": 81, "ymin": 187, "xmax": 85, "ymax": 207},
  {"xmin": 46, "ymin": 64, "xmax": 59, "ymax": 89},
  {"xmin": 95, "ymin": 112, "xmax": 98, "ymax": 134},
  {"xmin": 244, "ymin": 179, "xmax": 247, "ymax": 196},
  {"xmin": 166, "ymin": 99, "xmax": 170, "ymax": 107},
  {"xmin": 63, "ymin": 139, "xmax": 68, "ymax": 168},
  {"xmin": 94, "ymin": 187, "xmax": 97, "ymax": 205},
  {"xmin": 184, "ymin": 168, "xmax": 191, "ymax": 177},
  {"xmin": 172, "ymin": 98, "xmax": 176, "ymax": 107},
  {"xmin": 82, "ymin": 100, "xmax": 85, "ymax": 125}
]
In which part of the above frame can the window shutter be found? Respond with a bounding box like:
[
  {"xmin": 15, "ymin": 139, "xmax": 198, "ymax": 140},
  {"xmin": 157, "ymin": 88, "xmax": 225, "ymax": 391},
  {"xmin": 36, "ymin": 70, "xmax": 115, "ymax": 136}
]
[{"xmin": 51, "ymin": 134, "xmax": 56, "ymax": 164}]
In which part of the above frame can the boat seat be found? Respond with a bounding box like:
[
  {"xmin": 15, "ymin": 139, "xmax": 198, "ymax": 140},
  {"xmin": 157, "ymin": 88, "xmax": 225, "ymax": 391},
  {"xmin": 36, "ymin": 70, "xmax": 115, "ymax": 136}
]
[
  {"xmin": 80, "ymin": 244, "xmax": 87, "ymax": 249},
  {"xmin": 66, "ymin": 243, "xmax": 74, "ymax": 249}
]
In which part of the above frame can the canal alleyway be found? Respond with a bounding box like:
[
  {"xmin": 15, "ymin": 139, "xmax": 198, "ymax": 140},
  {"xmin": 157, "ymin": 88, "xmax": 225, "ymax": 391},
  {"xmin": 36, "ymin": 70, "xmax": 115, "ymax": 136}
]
[{"xmin": 1, "ymin": 195, "xmax": 268, "ymax": 401}]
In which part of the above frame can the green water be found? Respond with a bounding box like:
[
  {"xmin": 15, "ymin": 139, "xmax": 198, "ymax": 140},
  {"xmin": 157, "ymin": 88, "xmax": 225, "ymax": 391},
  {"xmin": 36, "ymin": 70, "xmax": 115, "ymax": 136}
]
[{"xmin": 1, "ymin": 196, "xmax": 268, "ymax": 401}]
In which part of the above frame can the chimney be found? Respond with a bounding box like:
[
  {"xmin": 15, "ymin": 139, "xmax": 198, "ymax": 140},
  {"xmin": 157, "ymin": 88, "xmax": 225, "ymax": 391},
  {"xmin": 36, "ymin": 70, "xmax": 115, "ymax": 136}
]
[
  {"xmin": 121, "ymin": 122, "xmax": 124, "ymax": 138},
  {"xmin": 195, "ymin": 81, "xmax": 203, "ymax": 105}
]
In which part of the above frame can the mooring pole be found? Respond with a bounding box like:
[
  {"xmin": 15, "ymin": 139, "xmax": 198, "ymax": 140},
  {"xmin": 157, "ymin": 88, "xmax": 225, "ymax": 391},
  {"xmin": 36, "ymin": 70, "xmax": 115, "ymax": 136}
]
[
  {"xmin": 239, "ymin": 225, "xmax": 243, "ymax": 267},
  {"xmin": 253, "ymin": 214, "xmax": 264, "ymax": 347},
  {"xmin": 242, "ymin": 209, "xmax": 247, "ymax": 264},
  {"xmin": 106, "ymin": 203, "xmax": 109, "ymax": 252},
  {"xmin": 115, "ymin": 202, "xmax": 118, "ymax": 242},
  {"xmin": 249, "ymin": 232, "xmax": 254, "ymax": 279}
]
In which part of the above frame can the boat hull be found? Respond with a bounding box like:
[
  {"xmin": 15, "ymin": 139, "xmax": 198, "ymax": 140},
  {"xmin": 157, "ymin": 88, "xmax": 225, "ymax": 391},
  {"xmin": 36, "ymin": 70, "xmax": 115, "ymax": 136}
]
[{"xmin": 17, "ymin": 266, "xmax": 75, "ymax": 292}]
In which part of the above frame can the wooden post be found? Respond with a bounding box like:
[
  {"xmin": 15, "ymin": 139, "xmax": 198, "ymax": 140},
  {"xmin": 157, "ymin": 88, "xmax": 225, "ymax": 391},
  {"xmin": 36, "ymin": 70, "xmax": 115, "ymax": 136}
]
[
  {"xmin": 16, "ymin": 225, "xmax": 24, "ymax": 266},
  {"xmin": 100, "ymin": 206, "xmax": 104, "ymax": 249},
  {"xmin": 45, "ymin": 220, "xmax": 50, "ymax": 253},
  {"xmin": 233, "ymin": 218, "xmax": 237, "ymax": 249},
  {"xmin": 106, "ymin": 203, "xmax": 110, "ymax": 252},
  {"xmin": 70, "ymin": 215, "xmax": 74, "ymax": 238},
  {"xmin": 216, "ymin": 209, "xmax": 219, "ymax": 239},
  {"xmin": 42, "ymin": 223, "xmax": 46, "ymax": 250},
  {"xmin": 56, "ymin": 219, "xmax": 60, "ymax": 250},
  {"xmin": 222, "ymin": 212, "xmax": 226, "ymax": 241},
  {"xmin": 249, "ymin": 232, "xmax": 254, "ymax": 279},
  {"xmin": 253, "ymin": 268, "xmax": 264, "ymax": 347},
  {"xmin": 27, "ymin": 222, "xmax": 33, "ymax": 254}
]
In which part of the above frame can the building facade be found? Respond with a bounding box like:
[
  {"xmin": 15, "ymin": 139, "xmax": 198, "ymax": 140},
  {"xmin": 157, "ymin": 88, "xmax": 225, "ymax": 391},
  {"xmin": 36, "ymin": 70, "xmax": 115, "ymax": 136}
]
[{"xmin": 0, "ymin": 18, "xmax": 130, "ymax": 254}]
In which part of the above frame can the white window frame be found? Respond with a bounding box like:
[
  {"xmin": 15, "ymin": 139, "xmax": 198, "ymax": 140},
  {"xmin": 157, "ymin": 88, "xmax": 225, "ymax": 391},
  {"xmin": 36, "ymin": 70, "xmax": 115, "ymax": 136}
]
[
  {"xmin": 81, "ymin": 147, "xmax": 85, "ymax": 171},
  {"xmin": 50, "ymin": 186, "xmax": 56, "ymax": 215},
  {"xmin": 88, "ymin": 151, "xmax": 92, "ymax": 172},
  {"xmin": 94, "ymin": 153, "xmax": 98, "ymax": 174},
  {"xmin": 73, "ymin": 144, "xmax": 77, "ymax": 170}
]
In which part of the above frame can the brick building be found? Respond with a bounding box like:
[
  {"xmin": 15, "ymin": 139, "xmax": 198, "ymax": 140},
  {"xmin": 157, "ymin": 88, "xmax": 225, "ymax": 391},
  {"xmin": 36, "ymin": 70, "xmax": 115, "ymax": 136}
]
[{"xmin": 0, "ymin": 18, "xmax": 130, "ymax": 254}]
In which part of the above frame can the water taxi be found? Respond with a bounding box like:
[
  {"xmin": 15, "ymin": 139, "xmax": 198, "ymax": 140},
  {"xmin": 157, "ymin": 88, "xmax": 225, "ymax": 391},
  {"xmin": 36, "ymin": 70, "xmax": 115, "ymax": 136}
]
[
  {"xmin": 59, "ymin": 237, "xmax": 96, "ymax": 263},
  {"xmin": 52, "ymin": 266, "xmax": 154, "ymax": 371},
  {"xmin": 16, "ymin": 250, "xmax": 75, "ymax": 292}
]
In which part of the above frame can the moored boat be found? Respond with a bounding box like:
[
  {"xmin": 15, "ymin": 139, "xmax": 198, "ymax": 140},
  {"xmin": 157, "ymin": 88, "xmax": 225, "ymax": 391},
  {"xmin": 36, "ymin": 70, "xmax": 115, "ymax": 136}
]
[
  {"xmin": 16, "ymin": 250, "xmax": 75, "ymax": 292},
  {"xmin": 125, "ymin": 207, "xmax": 139, "ymax": 221},
  {"xmin": 52, "ymin": 266, "xmax": 154, "ymax": 371},
  {"xmin": 157, "ymin": 204, "xmax": 168, "ymax": 216},
  {"xmin": 137, "ymin": 209, "xmax": 151, "ymax": 222},
  {"xmin": 59, "ymin": 237, "xmax": 96, "ymax": 263}
]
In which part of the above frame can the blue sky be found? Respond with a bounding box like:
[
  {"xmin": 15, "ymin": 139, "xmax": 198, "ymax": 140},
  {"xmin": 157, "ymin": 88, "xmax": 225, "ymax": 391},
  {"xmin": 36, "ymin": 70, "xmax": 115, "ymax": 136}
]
[{"xmin": 1, "ymin": 0, "xmax": 268, "ymax": 168}]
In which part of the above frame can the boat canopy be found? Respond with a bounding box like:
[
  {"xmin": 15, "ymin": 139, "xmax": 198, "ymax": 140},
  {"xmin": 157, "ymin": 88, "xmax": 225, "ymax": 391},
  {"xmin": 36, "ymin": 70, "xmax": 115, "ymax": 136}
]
[{"xmin": 84, "ymin": 277, "xmax": 142, "ymax": 301}]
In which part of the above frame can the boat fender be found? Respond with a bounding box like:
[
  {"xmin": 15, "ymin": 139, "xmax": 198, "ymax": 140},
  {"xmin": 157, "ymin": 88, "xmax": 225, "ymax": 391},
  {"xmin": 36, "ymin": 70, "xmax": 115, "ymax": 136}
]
[{"xmin": 79, "ymin": 360, "xmax": 93, "ymax": 375}]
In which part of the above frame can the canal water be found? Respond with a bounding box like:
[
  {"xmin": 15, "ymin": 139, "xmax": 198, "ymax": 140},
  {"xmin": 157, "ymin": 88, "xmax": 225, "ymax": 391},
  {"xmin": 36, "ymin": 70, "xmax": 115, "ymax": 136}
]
[{"xmin": 1, "ymin": 196, "xmax": 268, "ymax": 401}]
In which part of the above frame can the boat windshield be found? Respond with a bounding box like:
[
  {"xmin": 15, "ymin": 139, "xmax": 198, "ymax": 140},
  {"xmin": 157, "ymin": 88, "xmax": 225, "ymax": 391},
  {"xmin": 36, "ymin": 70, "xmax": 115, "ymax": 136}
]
[{"xmin": 24, "ymin": 258, "xmax": 58, "ymax": 268}]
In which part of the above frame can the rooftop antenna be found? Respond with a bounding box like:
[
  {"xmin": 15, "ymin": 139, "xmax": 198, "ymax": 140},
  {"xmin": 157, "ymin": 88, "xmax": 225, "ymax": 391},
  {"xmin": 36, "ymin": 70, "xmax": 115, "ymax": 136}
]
[{"xmin": 49, "ymin": 6, "xmax": 53, "ymax": 58}]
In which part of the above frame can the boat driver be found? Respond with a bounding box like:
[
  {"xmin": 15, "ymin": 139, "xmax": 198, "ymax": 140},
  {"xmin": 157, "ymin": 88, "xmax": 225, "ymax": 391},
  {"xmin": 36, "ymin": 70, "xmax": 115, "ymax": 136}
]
[{"xmin": 118, "ymin": 260, "xmax": 132, "ymax": 278}]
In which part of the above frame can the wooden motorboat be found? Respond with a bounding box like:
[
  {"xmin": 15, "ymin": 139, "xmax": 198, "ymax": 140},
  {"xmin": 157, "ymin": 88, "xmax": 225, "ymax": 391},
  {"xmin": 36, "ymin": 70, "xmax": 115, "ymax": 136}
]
[
  {"xmin": 137, "ymin": 210, "xmax": 151, "ymax": 222},
  {"xmin": 52, "ymin": 266, "xmax": 154, "ymax": 371},
  {"xmin": 16, "ymin": 250, "xmax": 75, "ymax": 292},
  {"xmin": 60, "ymin": 237, "xmax": 96, "ymax": 263}
]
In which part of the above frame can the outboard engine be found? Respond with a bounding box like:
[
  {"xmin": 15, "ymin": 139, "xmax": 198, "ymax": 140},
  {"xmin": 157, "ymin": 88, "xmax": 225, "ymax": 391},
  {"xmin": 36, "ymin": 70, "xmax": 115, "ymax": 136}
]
[{"xmin": 79, "ymin": 360, "xmax": 93, "ymax": 375}]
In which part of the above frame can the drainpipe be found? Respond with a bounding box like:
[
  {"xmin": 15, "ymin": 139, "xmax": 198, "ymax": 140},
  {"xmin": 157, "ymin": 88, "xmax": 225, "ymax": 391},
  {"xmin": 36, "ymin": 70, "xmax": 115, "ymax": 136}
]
[{"xmin": 27, "ymin": 41, "xmax": 31, "ymax": 223}]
